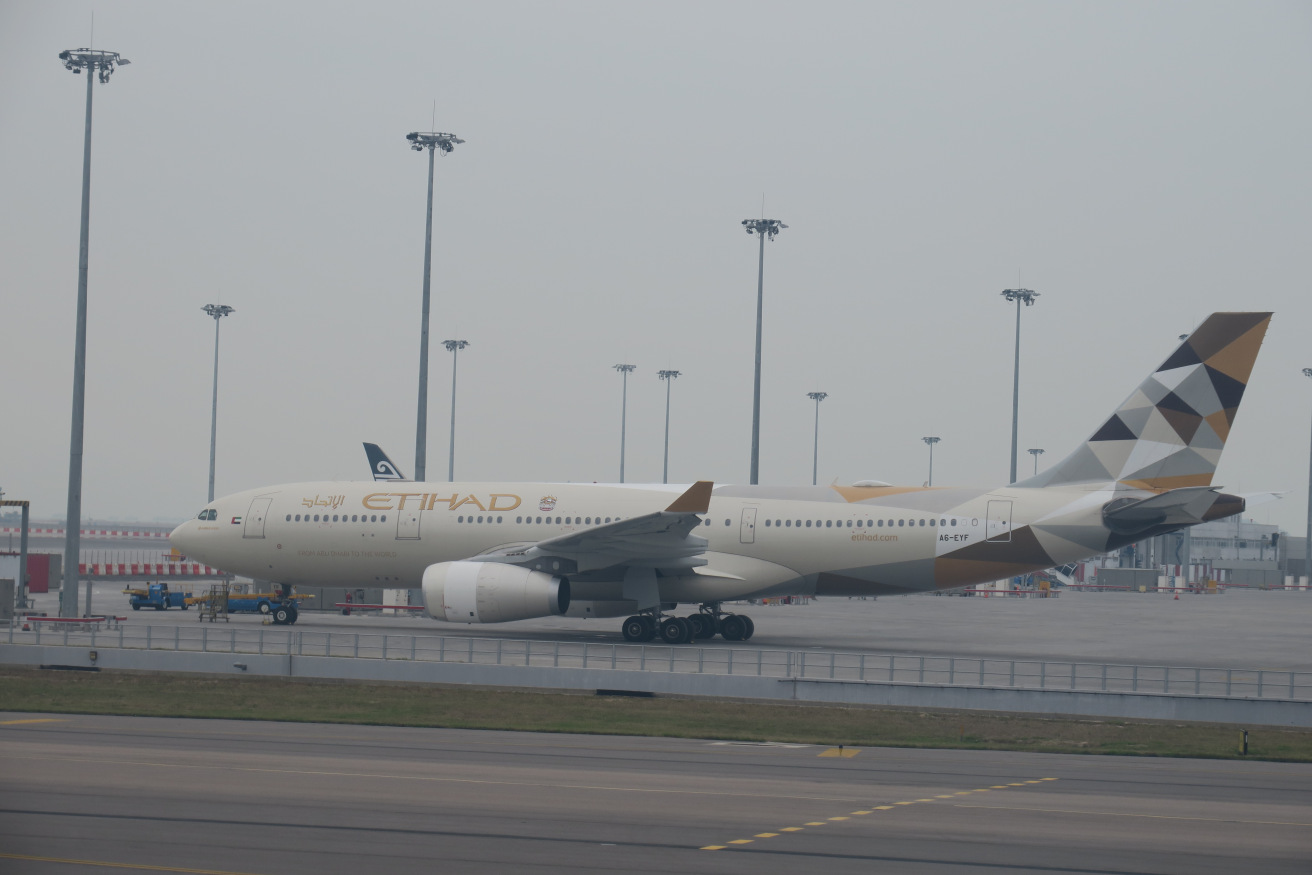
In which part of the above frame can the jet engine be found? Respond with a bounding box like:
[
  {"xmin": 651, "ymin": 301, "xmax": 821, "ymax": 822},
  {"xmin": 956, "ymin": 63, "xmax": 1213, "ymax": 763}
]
[{"xmin": 422, "ymin": 561, "xmax": 570, "ymax": 623}]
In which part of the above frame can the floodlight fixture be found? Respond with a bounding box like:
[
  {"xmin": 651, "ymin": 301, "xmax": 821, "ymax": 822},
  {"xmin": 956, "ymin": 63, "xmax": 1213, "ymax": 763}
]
[
  {"xmin": 59, "ymin": 45, "xmax": 130, "ymax": 619},
  {"xmin": 406, "ymin": 128, "xmax": 464, "ymax": 482},
  {"xmin": 658, "ymin": 370, "xmax": 681, "ymax": 484},
  {"xmin": 922, "ymin": 436, "xmax": 941, "ymax": 486},
  {"xmin": 1028, "ymin": 447, "xmax": 1045, "ymax": 476},
  {"xmin": 805, "ymin": 392, "xmax": 828, "ymax": 486},
  {"xmin": 442, "ymin": 340, "xmax": 470, "ymax": 481},
  {"xmin": 742, "ymin": 218, "xmax": 788, "ymax": 484},
  {"xmin": 203, "ymin": 305, "xmax": 236, "ymax": 502},
  {"xmin": 1000, "ymin": 288, "xmax": 1040, "ymax": 484},
  {"xmin": 614, "ymin": 364, "xmax": 637, "ymax": 482}
]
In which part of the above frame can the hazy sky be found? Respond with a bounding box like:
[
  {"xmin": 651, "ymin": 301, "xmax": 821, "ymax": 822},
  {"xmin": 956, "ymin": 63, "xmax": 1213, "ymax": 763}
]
[{"xmin": 2, "ymin": 1, "xmax": 1310, "ymax": 531}]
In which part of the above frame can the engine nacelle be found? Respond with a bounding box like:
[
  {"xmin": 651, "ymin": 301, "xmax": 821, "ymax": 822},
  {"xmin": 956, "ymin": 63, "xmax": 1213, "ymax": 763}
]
[{"xmin": 422, "ymin": 561, "xmax": 570, "ymax": 623}]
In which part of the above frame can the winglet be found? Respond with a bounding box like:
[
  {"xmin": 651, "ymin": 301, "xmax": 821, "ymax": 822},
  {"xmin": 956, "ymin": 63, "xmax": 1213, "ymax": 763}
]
[{"xmin": 665, "ymin": 481, "xmax": 714, "ymax": 513}]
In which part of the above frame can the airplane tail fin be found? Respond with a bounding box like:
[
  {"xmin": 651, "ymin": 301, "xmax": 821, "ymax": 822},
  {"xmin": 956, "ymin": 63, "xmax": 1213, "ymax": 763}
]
[
  {"xmin": 1022, "ymin": 312, "xmax": 1272, "ymax": 491},
  {"xmin": 363, "ymin": 443, "xmax": 408, "ymax": 481}
]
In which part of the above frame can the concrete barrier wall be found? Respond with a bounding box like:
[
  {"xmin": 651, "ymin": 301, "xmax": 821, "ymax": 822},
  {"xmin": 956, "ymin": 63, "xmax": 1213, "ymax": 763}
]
[{"xmin": 4, "ymin": 643, "xmax": 1309, "ymax": 728}]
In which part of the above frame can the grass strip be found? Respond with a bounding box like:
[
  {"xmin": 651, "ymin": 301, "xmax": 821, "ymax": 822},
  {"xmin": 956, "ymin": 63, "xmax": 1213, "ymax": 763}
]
[{"xmin": 2, "ymin": 666, "xmax": 1308, "ymax": 761}]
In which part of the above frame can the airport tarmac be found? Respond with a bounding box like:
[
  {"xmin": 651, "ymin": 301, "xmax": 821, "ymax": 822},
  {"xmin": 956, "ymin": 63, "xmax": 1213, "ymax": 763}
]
[
  {"xmin": 36, "ymin": 582, "xmax": 1312, "ymax": 672},
  {"xmin": 0, "ymin": 713, "xmax": 1308, "ymax": 874}
]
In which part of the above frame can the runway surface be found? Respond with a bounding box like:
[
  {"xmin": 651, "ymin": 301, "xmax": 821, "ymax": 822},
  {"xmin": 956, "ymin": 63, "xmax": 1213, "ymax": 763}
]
[{"xmin": 1, "ymin": 713, "xmax": 1309, "ymax": 874}]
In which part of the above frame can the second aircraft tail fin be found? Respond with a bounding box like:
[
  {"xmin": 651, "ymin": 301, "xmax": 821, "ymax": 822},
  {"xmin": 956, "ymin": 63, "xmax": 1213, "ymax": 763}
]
[{"xmin": 363, "ymin": 443, "xmax": 408, "ymax": 482}]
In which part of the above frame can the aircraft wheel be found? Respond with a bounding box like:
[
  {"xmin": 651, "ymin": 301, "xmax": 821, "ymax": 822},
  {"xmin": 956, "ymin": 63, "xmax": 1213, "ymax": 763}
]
[
  {"xmin": 639, "ymin": 616, "xmax": 657, "ymax": 641},
  {"xmin": 687, "ymin": 614, "xmax": 715, "ymax": 640},
  {"xmin": 621, "ymin": 616, "xmax": 647, "ymax": 642},
  {"xmin": 720, "ymin": 614, "xmax": 747, "ymax": 642},
  {"xmin": 741, "ymin": 616, "xmax": 755, "ymax": 640},
  {"xmin": 660, "ymin": 617, "xmax": 693, "ymax": 645}
]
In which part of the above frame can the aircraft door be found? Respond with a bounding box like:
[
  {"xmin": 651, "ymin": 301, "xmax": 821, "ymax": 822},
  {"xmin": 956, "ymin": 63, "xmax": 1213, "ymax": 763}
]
[
  {"xmin": 396, "ymin": 507, "xmax": 421, "ymax": 540},
  {"xmin": 740, "ymin": 507, "xmax": 758, "ymax": 544},
  {"xmin": 243, "ymin": 497, "xmax": 272, "ymax": 539},
  {"xmin": 986, "ymin": 500, "xmax": 1013, "ymax": 542}
]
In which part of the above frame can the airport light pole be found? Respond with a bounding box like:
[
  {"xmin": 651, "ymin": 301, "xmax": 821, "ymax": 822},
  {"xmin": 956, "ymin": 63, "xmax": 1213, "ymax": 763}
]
[
  {"xmin": 922, "ymin": 436, "xmax": 940, "ymax": 487},
  {"xmin": 807, "ymin": 392, "xmax": 828, "ymax": 486},
  {"xmin": 203, "ymin": 305, "xmax": 235, "ymax": 503},
  {"xmin": 1001, "ymin": 288, "xmax": 1040, "ymax": 484},
  {"xmin": 444, "ymin": 340, "xmax": 469, "ymax": 482},
  {"xmin": 1304, "ymin": 368, "xmax": 1312, "ymax": 586},
  {"xmin": 1028, "ymin": 447, "xmax": 1045, "ymax": 476},
  {"xmin": 658, "ymin": 370, "xmax": 681, "ymax": 484},
  {"xmin": 742, "ymin": 218, "xmax": 787, "ymax": 485},
  {"xmin": 59, "ymin": 47, "xmax": 130, "ymax": 618},
  {"xmin": 405, "ymin": 130, "xmax": 464, "ymax": 483},
  {"xmin": 614, "ymin": 364, "xmax": 636, "ymax": 482}
]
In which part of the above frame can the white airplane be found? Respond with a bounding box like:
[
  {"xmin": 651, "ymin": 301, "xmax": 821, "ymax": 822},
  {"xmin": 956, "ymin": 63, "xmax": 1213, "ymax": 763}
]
[{"xmin": 171, "ymin": 312, "xmax": 1272, "ymax": 645}]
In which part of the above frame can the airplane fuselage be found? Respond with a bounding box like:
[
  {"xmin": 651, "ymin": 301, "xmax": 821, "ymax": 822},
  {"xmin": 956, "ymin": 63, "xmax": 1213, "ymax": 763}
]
[{"xmin": 172, "ymin": 478, "xmax": 1138, "ymax": 615}]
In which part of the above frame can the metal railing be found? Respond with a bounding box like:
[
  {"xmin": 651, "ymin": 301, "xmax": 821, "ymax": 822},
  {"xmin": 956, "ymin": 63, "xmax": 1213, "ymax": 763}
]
[{"xmin": 7, "ymin": 622, "xmax": 1310, "ymax": 701}]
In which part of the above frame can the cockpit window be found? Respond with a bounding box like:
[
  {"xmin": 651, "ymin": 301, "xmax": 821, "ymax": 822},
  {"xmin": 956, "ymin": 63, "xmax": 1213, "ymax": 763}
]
[{"xmin": 198, "ymin": 509, "xmax": 218, "ymax": 521}]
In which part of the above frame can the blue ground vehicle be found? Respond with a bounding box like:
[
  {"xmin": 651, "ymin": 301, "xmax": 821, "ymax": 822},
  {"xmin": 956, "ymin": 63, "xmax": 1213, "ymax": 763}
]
[{"xmin": 124, "ymin": 582, "xmax": 191, "ymax": 611}]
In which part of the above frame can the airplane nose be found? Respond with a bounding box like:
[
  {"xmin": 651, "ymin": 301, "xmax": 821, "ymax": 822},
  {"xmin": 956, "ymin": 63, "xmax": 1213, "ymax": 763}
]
[{"xmin": 170, "ymin": 520, "xmax": 196, "ymax": 556}]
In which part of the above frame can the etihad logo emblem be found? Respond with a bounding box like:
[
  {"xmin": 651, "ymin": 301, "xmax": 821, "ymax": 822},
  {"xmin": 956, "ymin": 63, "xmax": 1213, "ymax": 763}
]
[{"xmin": 540, "ymin": 495, "xmax": 557, "ymax": 512}]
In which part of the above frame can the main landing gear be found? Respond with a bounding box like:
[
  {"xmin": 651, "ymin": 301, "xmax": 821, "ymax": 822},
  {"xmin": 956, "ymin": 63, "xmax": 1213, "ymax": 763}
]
[{"xmin": 620, "ymin": 605, "xmax": 754, "ymax": 645}]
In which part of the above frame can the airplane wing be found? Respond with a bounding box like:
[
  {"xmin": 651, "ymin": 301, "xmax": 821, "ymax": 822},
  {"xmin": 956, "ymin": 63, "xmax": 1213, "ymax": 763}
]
[{"xmin": 471, "ymin": 481, "xmax": 713, "ymax": 576}]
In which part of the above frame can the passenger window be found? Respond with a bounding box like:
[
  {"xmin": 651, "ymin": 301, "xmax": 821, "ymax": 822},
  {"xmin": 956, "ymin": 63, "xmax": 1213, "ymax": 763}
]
[
  {"xmin": 497, "ymin": 516, "xmax": 503, "ymax": 523},
  {"xmin": 805, "ymin": 520, "xmax": 812, "ymax": 527},
  {"xmin": 825, "ymin": 520, "xmax": 832, "ymax": 528},
  {"xmin": 725, "ymin": 519, "xmax": 731, "ymax": 526},
  {"xmin": 897, "ymin": 519, "xmax": 904, "ymax": 527},
  {"xmin": 332, "ymin": 515, "xmax": 339, "ymax": 522},
  {"xmin": 765, "ymin": 519, "xmax": 771, "ymax": 527},
  {"xmin": 846, "ymin": 520, "xmax": 852, "ymax": 527},
  {"xmin": 370, "ymin": 515, "xmax": 377, "ymax": 522},
  {"xmin": 458, "ymin": 516, "xmax": 464, "ymax": 523},
  {"xmin": 381, "ymin": 515, "xmax": 387, "ymax": 522},
  {"xmin": 555, "ymin": 517, "xmax": 561, "ymax": 524},
  {"xmin": 951, "ymin": 519, "xmax": 957, "ymax": 527}
]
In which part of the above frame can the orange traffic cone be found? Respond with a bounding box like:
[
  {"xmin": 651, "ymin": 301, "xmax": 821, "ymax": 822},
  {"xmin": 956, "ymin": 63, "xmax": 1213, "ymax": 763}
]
[{"xmin": 1173, "ymin": 593, "xmax": 1180, "ymax": 600}]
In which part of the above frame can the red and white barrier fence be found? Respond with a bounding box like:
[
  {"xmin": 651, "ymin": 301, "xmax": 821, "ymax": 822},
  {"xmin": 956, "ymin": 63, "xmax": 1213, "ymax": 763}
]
[
  {"xmin": 3, "ymin": 527, "xmax": 172, "ymax": 540},
  {"xmin": 78, "ymin": 563, "xmax": 222, "ymax": 576}
]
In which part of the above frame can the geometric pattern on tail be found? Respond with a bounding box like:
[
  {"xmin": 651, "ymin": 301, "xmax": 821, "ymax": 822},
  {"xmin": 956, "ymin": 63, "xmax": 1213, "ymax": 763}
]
[{"xmin": 1030, "ymin": 312, "xmax": 1271, "ymax": 491}]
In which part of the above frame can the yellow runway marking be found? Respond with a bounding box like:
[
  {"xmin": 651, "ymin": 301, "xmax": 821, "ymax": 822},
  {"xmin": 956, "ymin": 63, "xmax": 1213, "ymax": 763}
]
[
  {"xmin": 700, "ymin": 777, "xmax": 1060, "ymax": 850},
  {"xmin": 0, "ymin": 718, "xmax": 66, "ymax": 726},
  {"xmin": 0, "ymin": 853, "xmax": 263, "ymax": 874},
  {"xmin": 818, "ymin": 747, "xmax": 860, "ymax": 758}
]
